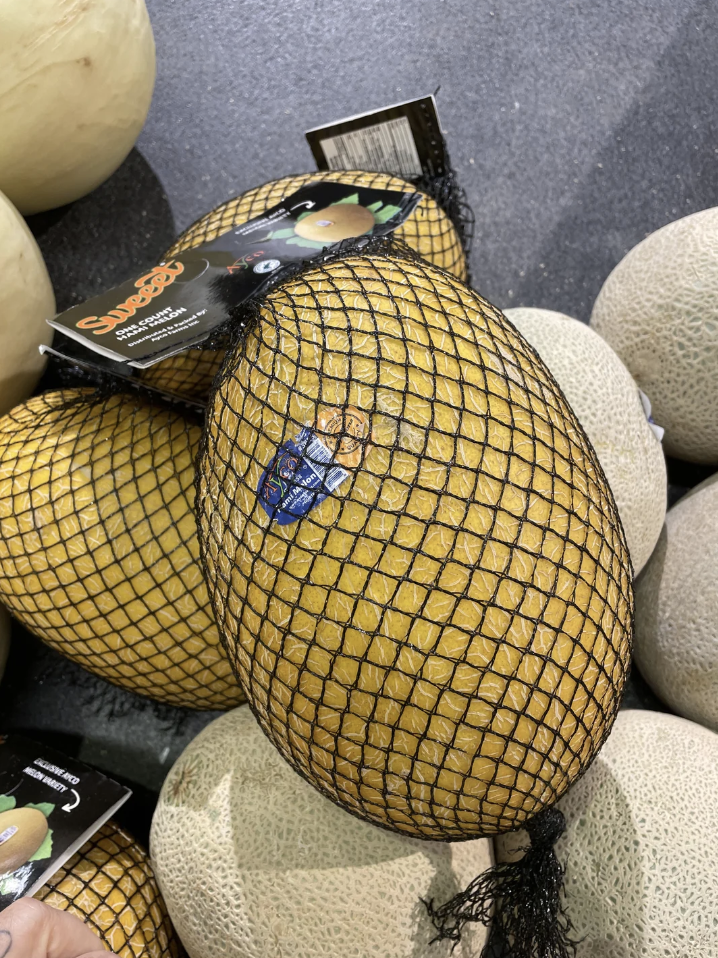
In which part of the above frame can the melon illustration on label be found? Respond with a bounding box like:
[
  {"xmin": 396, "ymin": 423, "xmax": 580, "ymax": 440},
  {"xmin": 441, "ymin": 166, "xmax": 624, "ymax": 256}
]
[
  {"xmin": 0, "ymin": 796, "xmax": 53, "ymax": 880},
  {"xmin": 0, "ymin": 390, "xmax": 242, "ymax": 709},
  {"xmin": 198, "ymin": 249, "xmax": 634, "ymax": 845},
  {"xmin": 141, "ymin": 169, "xmax": 467, "ymax": 401},
  {"xmin": 505, "ymin": 307, "xmax": 667, "ymax": 574},
  {"xmin": 293, "ymin": 201, "xmax": 377, "ymax": 244},
  {"xmin": 590, "ymin": 207, "xmax": 718, "ymax": 464},
  {"xmin": 151, "ymin": 706, "xmax": 493, "ymax": 958},
  {"xmin": 634, "ymin": 472, "xmax": 718, "ymax": 731}
]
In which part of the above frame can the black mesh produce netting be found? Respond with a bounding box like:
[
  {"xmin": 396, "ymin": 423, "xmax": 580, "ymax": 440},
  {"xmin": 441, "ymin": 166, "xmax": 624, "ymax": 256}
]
[
  {"xmin": 197, "ymin": 238, "xmax": 634, "ymax": 843},
  {"xmin": 141, "ymin": 168, "xmax": 473, "ymax": 403},
  {"xmin": 0, "ymin": 389, "xmax": 243, "ymax": 710},
  {"xmin": 35, "ymin": 821, "xmax": 186, "ymax": 958}
]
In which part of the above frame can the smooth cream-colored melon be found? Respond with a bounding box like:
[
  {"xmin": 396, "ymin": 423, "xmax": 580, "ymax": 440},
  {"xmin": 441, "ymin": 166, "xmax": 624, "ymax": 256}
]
[
  {"xmin": 0, "ymin": 190, "xmax": 55, "ymax": 415},
  {"xmin": 151, "ymin": 706, "xmax": 493, "ymax": 958},
  {"xmin": 505, "ymin": 307, "xmax": 666, "ymax": 574},
  {"xmin": 498, "ymin": 710, "xmax": 718, "ymax": 957},
  {"xmin": 0, "ymin": 605, "xmax": 9, "ymax": 683},
  {"xmin": 36, "ymin": 820, "xmax": 185, "ymax": 958},
  {"xmin": 590, "ymin": 208, "xmax": 718, "ymax": 463},
  {"xmin": 0, "ymin": 0, "xmax": 156, "ymax": 213},
  {"xmin": 141, "ymin": 169, "xmax": 467, "ymax": 402},
  {"xmin": 199, "ymin": 251, "xmax": 633, "ymax": 840},
  {"xmin": 0, "ymin": 389, "xmax": 242, "ymax": 709},
  {"xmin": 634, "ymin": 471, "xmax": 718, "ymax": 730}
]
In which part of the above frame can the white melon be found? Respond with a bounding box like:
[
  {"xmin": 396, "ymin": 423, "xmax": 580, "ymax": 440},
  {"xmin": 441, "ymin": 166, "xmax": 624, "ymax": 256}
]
[
  {"xmin": 151, "ymin": 707, "xmax": 493, "ymax": 958},
  {"xmin": 0, "ymin": 190, "xmax": 55, "ymax": 415},
  {"xmin": 497, "ymin": 710, "xmax": 718, "ymax": 957},
  {"xmin": 0, "ymin": 0, "xmax": 155, "ymax": 214},
  {"xmin": 505, "ymin": 307, "xmax": 666, "ymax": 574},
  {"xmin": 634, "ymin": 471, "xmax": 718, "ymax": 730},
  {"xmin": 0, "ymin": 606, "xmax": 9, "ymax": 683},
  {"xmin": 590, "ymin": 208, "xmax": 718, "ymax": 463}
]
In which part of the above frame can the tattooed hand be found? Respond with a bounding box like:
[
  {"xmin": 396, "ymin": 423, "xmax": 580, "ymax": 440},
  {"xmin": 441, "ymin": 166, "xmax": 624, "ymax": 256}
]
[{"xmin": 0, "ymin": 899, "xmax": 113, "ymax": 957}]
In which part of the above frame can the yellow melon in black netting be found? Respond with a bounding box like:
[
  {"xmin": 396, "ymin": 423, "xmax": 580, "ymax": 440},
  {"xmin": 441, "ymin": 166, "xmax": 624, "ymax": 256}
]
[
  {"xmin": 35, "ymin": 820, "xmax": 186, "ymax": 958},
  {"xmin": 0, "ymin": 390, "xmax": 242, "ymax": 709},
  {"xmin": 141, "ymin": 170, "xmax": 467, "ymax": 401},
  {"xmin": 198, "ymin": 250, "xmax": 634, "ymax": 840}
]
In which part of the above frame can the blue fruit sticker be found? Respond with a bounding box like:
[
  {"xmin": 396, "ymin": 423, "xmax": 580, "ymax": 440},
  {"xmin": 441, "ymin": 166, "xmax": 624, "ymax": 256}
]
[{"xmin": 258, "ymin": 407, "xmax": 370, "ymax": 525}]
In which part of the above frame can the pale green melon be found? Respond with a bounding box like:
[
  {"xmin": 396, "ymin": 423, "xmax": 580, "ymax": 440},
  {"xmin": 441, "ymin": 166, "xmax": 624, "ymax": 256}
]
[
  {"xmin": 590, "ymin": 209, "xmax": 718, "ymax": 463},
  {"xmin": 151, "ymin": 706, "xmax": 493, "ymax": 958},
  {"xmin": 497, "ymin": 710, "xmax": 718, "ymax": 957},
  {"xmin": 0, "ymin": 190, "xmax": 54, "ymax": 416},
  {"xmin": 505, "ymin": 307, "xmax": 666, "ymax": 574},
  {"xmin": 634, "ymin": 471, "xmax": 718, "ymax": 730}
]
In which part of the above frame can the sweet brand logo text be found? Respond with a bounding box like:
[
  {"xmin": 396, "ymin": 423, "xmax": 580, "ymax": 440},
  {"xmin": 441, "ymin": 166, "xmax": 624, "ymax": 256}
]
[{"xmin": 75, "ymin": 262, "xmax": 185, "ymax": 335}]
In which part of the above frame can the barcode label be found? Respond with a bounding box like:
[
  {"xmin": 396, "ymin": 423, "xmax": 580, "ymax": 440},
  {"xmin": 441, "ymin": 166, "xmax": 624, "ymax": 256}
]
[
  {"xmin": 303, "ymin": 433, "xmax": 348, "ymax": 492},
  {"xmin": 319, "ymin": 116, "xmax": 423, "ymax": 179}
]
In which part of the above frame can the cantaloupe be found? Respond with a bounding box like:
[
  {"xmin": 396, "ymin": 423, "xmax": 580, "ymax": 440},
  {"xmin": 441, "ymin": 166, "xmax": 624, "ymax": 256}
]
[
  {"xmin": 498, "ymin": 710, "xmax": 718, "ymax": 956},
  {"xmin": 634, "ymin": 471, "xmax": 718, "ymax": 730},
  {"xmin": 0, "ymin": 389, "xmax": 242, "ymax": 709},
  {"xmin": 151, "ymin": 706, "xmax": 493, "ymax": 958},
  {"xmin": 141, "ymin": 170, "xmax": 467, "ymax": 402},
  {"xmin": 0, "ymin": 606, "xmax": 9, "ymax": 684},
  {"xmin": 590, "ymin": 208, "xmax": 718, "ymax": 463},
  {"xmin": 0, "ymin": 189, "xmax": 55, "ymax": 416},
  {"xmin": 198, "ymin": 250, "xmax": 634, "ymax": 840},
  {"xmin": 0, "ymin": 0, "xmax": 156, "ymax": 214},
  {"xmin": 35, "ymin": 820, "xmax": 185, "ymax": 958},
  {"xmin": 504, "ymin": 308, "xmax": 666, "ymax": 575}
]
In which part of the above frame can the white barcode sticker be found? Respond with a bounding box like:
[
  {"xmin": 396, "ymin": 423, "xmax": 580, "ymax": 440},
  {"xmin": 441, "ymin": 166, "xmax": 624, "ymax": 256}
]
[
  {"xmin": 306, "ymin": 96, "xmax": 447, "ymax": 179},
  {"xmin": 319, "ymin": 116, "xmax": 423, "ymax": 178}
]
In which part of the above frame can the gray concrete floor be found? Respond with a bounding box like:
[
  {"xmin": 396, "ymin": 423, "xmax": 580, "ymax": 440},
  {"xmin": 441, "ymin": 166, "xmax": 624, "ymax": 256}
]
[{"xmin": 7, "ymin": 0, "xmax": 716, "ymax": 840}]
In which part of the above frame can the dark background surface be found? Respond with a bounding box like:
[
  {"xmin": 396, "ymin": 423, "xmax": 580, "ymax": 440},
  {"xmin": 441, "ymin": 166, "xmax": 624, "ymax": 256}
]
[{"xmin": 4, "ymin": 0, "xmax": 717, "ymax": 845}]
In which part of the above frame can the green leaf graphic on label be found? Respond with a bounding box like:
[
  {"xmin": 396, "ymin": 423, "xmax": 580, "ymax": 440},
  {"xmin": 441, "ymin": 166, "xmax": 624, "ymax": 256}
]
[
  {"xmin": 296, "ymin": 210, "xmax": 312, "ymax": 221},
  {"xmin": 28, "ymin": 829, "xmax": 53, "ymax": 862},
  {"xmin": 0, "ymin": 796, "xmax": 16, "ymax": 813},
  {"xmin": 367, "ymin": 201, "xmax": 383, "ymax": 213},
  {"xmin": 285, "ymin": 237, "xmax": 327, "ymax": 250},
  {"xmin": 25, "ymin": 803, "xmax": 55, "ymax": 818},
  {"xmin": 373, "ymin": 204, "xmax": 403, "ymax": 224},
  {"xmin": 268, "ymin": 227, "xmax": 297, "ymax": 239},
  {"xmin": 333, "ymin": 193, "xmax": 360, "ymax": 205}
]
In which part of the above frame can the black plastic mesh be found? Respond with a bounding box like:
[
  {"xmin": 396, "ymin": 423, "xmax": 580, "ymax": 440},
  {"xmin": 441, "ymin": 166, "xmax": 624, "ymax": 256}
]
[
  {"xmin": 197, "ymin": 244, "xmax": 633, "ymax": 841},
  {"xmin": 0, "ymin": 389, "xmax": 242, "ymax": 710},
  {"xmin": 140, "ymin": 170, "xmax": 469, "ymax": 403},
  {"xmin": 35, "ymin": 820, "xmax": 186, "ymax": 958}
]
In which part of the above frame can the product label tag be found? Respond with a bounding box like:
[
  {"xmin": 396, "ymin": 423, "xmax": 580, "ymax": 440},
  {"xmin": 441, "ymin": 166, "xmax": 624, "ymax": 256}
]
[
  {"xmin": 46, "ymin": 182, "xmax": 420, "ymax": 370},
  {"xmin": 638, "ymin": 389, "xmax": 665, "ymax": 442},
  {"xmin": 0, "ymin": 735, "xmax": 130, "ymax": 910},
  {"xmin": 306, "ymin": 95, "xmax": 447, "ymax": 179},
  {"xmin": 258, "ymin": 407, "xmax": 370, "ymax": 525}
]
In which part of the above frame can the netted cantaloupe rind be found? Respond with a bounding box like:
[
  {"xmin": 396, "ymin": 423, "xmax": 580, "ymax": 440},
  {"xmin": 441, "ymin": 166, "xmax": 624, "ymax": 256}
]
[
  {"xmin": 0, "ymin": 390, "xmax": 242, "ymax": 709},
  {"xmin": 141, "ymin": 170, "xmax": 466, "ymax": 401},
  {"xmin": 35, "ymin": 821, "xmax": 186, "ymax": 958},
  {"xmin": 199, "ymin": 251, "xmax": 633, "ymax": 840}
]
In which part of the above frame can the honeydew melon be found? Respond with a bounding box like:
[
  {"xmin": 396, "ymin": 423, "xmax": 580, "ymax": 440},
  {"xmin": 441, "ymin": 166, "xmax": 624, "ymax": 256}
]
[
  {"xmin": 0, "ymin": 0, "xmax": 156, "ymax": 214},
  {"xmin": 0, "ymin": 190, "xmax": 55, "ymax": 416}
]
